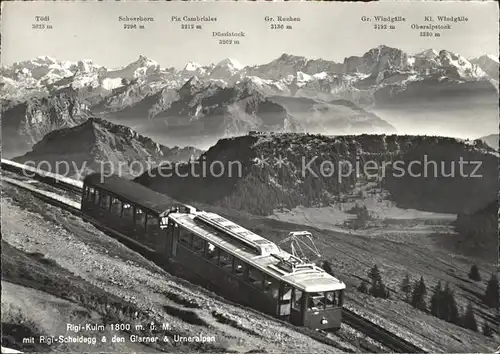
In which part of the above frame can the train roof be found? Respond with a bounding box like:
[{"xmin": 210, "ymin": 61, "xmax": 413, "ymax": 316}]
[
  {"xmin": 83, "ymin": 173, "xmax": 178, "ymax": 215},
  {"xmin": 169, "ymin": 211, "xmax": 345, "ymax": 293}
]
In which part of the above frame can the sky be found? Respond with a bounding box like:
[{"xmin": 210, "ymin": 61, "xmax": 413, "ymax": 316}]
[{"xmin": 1, "ymin": 1, "xmax": 499, "ymax": 69}]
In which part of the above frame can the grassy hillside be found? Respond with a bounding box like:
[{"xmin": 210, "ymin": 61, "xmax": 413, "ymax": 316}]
[{"xmin": 137, "ymin": 133, "xmax": 497, "ymax": 216}]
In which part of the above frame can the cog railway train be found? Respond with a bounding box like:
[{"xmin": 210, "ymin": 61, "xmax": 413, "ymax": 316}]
[{"xmin": 81, "ymin": 173, "xmax": 346, "ymax": 330}]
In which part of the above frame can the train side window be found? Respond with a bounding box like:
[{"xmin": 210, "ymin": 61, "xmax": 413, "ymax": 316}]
[
  {"xmin": 282, "ymin": 284, "xmax": 293, "ymax": 301},
  {"xmin": 179, "ymin": 227, "xmax": 192, "ymax": 247},
  {"xmin": 135, "ymin": 208, "xmax": 146, "ymax": 229},
  {"xmin": 100, "ymin": 193, "xmax": 111, "ymax": 209},
  {"xmin": 122, "ymin": 203, "xmax": 133, "ymax": 220},
  {"xmin": 94, "ymin": 190, "xmax": 100, "ymax": 205},
  {"xmin": 308, "ymin": 292, "xmax": 326, "ymax": 311},
  {"xmin": 87, "ymin": 187, "xmax": 95, "ymax": 202},
  {"xmin": 206, "ymin": 243, "xmax": 219, "ymax": 263},
  {"xmin": 233, "ymin": 257, "xmax": 246, "ymax": 277},
  {"xmin": 192, "ymin": 235, "xmax": 205, "ymax": 256},
  {"xmin": 160, "ymin": 217, "xmax": 169, "ymax": 229},
  {"xmin": 264, "ymin": 275, "xmax": 279, "ymax": 299},
  {"xmin": 110, "ymin": 197, "xmax": 122, "ymax": 216},
  {"xmin": 279, "ymin": 283, "xmax": 293, "ymax": 316},
  {"xmin": 146, "ymin": 214, "xmax": 159, "ymax": 234},
  {"xmin": 248, "ymin": 266, "xmax": 264, "ymax": 288},
  {"xmin": 292, "ymin": 289, "xmax": 303, "ymax": 310},
  {"xmin": 218, "ymin": 249, "xmax": 233, "ymax": 270}
]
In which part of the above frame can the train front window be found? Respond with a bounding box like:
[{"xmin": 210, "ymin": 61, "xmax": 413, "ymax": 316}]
[
  {"xmin": 308, "ymin": 292, "xmax": 326, "ymax": 311},
  {"xmin": 326, "ymin": 291, "xmax": 339, "ymax": 308}
]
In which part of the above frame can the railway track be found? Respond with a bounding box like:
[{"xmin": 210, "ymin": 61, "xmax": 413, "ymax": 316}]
[
  {"xmin": 1, "ymin": 160, "xmax": 427, "ymax": 353},
  {"xmin": 1, "ymin": 158, "xmax": 83, "ymax": 194},
  {"xmin": 2, "ymin": 176, "xmax": 81, "ymax": 216},
  {"xmin": 342, "ymin": 308, "xmax": 424, "ymax": 353}
]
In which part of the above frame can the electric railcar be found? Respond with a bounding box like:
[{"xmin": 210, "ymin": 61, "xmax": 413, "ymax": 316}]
[{"xmin": 81, "ymin": 173, "xmax": 346, "ymax": 330}]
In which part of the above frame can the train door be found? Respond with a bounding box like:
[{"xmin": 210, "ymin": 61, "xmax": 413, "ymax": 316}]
[
  {"xmin": 278, "ymin": 282, "xmax": 293, "ymax": 320},
  {"xmin": 291, "ymin": 288, "xmax": 305, "ymax": 326}
]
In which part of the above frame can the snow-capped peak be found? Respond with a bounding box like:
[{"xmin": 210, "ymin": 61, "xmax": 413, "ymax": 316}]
[
  {"xmin": 104, "ymin": 55, "xmax": 159, "ymax": 80},
  {"xmin": 313, "ymin": 72, "xmax": 329, "ymax": 80},
  {"xmin": 33, "ymin": 55, "xmax": 58, "ymax": 65},
  {"xmin": 178, "ymin": 75, "xmax": 205, "ymax": 95},
  {"xmin": 134, "ymin": 55, "xmax": 158, "ymax": 67},
  {"xmin": 6, "ymin": 56, "xmax": 61, "ymax": 72},
  {"xmin": 470, "ymin": 54, "xmax": 499, "ymax": 80},
  {"xmin": 278, "ymin": 53, "xmax": 304, "ymax": 61},
  {"xmin": 76, "ymin": 59, "xmax": 97, "ymax": 73},
  {"xmin": 438, "ymin": 50, "xmax": 487, "ymax": 80},
  {"xmin": 184, "ymin": 61, "xmax": 203, "ymax": 71},
  {"xmin": 296, "ymin": 71, "xmax": 313, "ymax": 82},
  {"xmin": 417, "ymin": 48, "xmax": 439, "ymax": 58},
  {"xmin": 473, "ymin": 54, "xmax": 499, "ymax": 64},
  {"xmin": 206, "ymin": 58, "xmax": 245, "ymax": 82},
  {"xmin": 111, "ymin": 56, "xmax": 158, "ymax": 72},
  {"xmin": 215, "ymin": 58, "xmax": 244, "ymax": 70},
  {"xmin": 485, "ymin": 54, "xmax": 499, "ymax": 63}
]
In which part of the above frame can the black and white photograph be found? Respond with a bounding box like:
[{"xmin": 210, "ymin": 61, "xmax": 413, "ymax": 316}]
[{"xmin": 1, "ymin": 1, "xmax": 499, "ymax": 353}]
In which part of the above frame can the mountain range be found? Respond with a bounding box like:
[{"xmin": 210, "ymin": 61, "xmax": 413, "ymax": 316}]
[
  {"xmin": 2, "ymin": 46, "xmax": 496, "ymax": 102},
  {"xmin": 13, "ymin": 117, "xmax": 202, "ymax": 179},
  {"xmin": 1, "ymin": 45, "xmax": 498, "ymax": 154}
]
